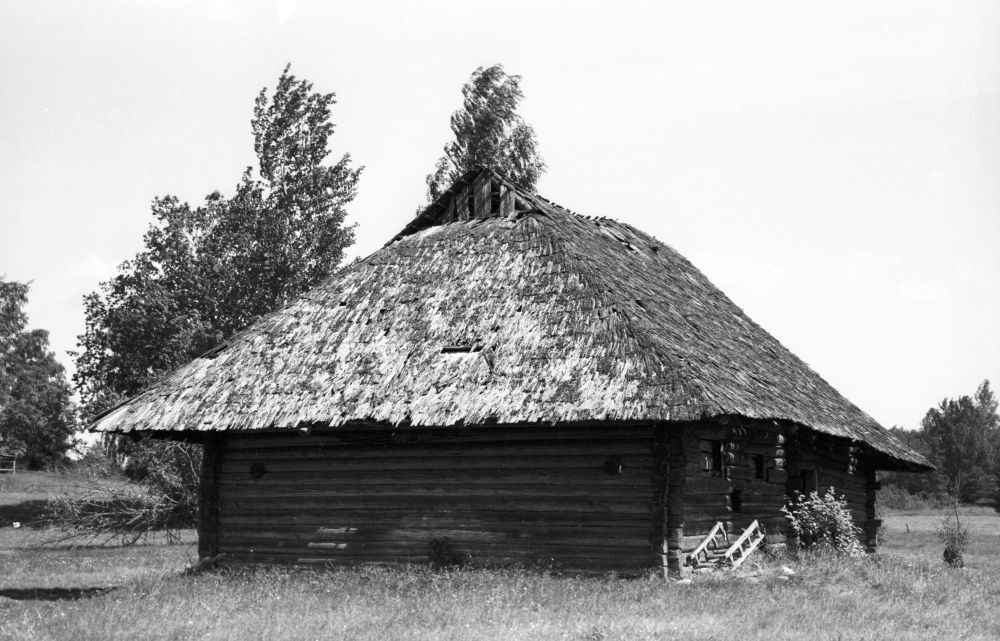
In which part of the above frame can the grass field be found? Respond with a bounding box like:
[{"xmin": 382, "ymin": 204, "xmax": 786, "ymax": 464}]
[{"xmin": 2, "ymin": 471, "xmax": 999, "ymax": 640}]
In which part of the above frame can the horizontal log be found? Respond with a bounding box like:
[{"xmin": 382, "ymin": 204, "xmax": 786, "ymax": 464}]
[
  {"xmin": 218, "ymin": 506, "xmax": 652, "ymax": 527},
  {"xmin": 817, "ymin": 471, "xmax": 866, "ymax": 487},
  {"xmin": 740, "ymin": 485, "xmax": 787, "ymax": 497},
  {"xmin": 216, "ymin": 544, "xmax": 652, "ymax": 565},
  {"xmin": 220, "ymin": 495, "xmax": 650, "ymax": 514},
  {"xmin": 684, "ymin": 491, "xmax": 729, "ymax": 502},
  {"xmin": 684, "ymin": 478, "xmax": 731, "ymax": 494},
  {"xmin": 218, "ymin": 516, "xmax": 651, "ymax": 537},
  {"xmin": 217, "ymin": 530, "xmax": 651, "ymax": 551},
  {"xmin": 223, "ymin": 486, "xmax": 654, "ymax": 501},
  {"xmin": 224, "ymin": 440, "xmax": 654, "ymax": 461},
  {"xmin": 225, "ymin": 427, "xmax": 654, "ymax": 450},
  {"xmin": 681, "ymin": 509, "xmax": 735, "ymax": 522},
  {"xmin": 740, "ymin": 497, "xmax": 786, "ymax": 509},
  {"xmin": 766, "ymin": 470, "xmax": 788, "ymax": 484},
  {"xmin": 220, "ymin": 454, "xmax": 655, "ymax": 474},
  {"xmin": 217, "ymin": 552, "xmax": 650, "ymax": 571},
  {"xmin": 220, "ymin": 468, "xmax": 653, "ymax": 487},
  {"xmin": 217, "ymin": 507, "xmax": 647, "ymax": 528},
  {"xmin": 727, "ymin": 466, "xmax": 760, "ymax": 481}
]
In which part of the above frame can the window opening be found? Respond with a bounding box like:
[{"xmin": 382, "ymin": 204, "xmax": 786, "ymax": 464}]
[
  {"xmin": 800, "ymin": 469, "xmax": 817, "ymax": 494},
  {"xmin": 700, "ymin": 439, "xmax": 722, "ymax": 473}
]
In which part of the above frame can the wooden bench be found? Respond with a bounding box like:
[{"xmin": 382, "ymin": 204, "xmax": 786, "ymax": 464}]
[{"xmin": 0, "ymin": 455, "xmax": 17, "ymax": 475}]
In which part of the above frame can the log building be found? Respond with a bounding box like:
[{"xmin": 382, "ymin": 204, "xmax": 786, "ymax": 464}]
[{"xmin": 91, "ymin": 168, "xmax": 931, "ymax": 577}]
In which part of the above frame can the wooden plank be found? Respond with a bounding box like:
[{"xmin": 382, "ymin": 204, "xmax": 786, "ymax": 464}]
[
  {"xmin": 455, "ymin": 185, "xmax": 470, "ymax": 221},
  {"xmin": 442, "ymin": 195, "xmax": 455, "ymax": 223},
  {"xmin": 498, "ymin": 185, "xmax": 515, "ymax": 216},
  {"xmin": 473, "ymin": 174, "xmax": 491, "ymax": 219}
]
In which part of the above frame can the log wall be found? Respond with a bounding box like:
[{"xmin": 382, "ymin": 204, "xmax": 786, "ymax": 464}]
[
  {"xmin": 678, "ymin": 423, "xmax": 790, "ymax": 555},
  {"xmin": 211, "ymin": 425, "xmax": 656, "ymax": 573},
  {"xmin": 200, "ymin": 421, "xmax": 887, "ymax": 574}
]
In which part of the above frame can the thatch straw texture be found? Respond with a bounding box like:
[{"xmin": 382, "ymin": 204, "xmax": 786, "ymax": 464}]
[{"xmin": 91, "ymin": 170, "xmax": 930, "ymax": 471}]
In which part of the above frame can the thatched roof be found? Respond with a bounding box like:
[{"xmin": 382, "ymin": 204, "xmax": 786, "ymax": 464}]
[{"xmin": 91, "ymin": 169, "xmax": 930, "ymax": 471}]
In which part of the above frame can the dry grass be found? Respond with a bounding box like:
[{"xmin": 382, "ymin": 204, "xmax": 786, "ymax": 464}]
[{"xmin": 2, "ymin": 472, "xmax": 999, "ymax": 640}]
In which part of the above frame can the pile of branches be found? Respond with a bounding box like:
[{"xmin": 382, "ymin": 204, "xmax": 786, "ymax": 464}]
[
  {"xmin": 43, "ymin": 485, "xmax": 187, "ymax": 546},
  {"xmin": 42, "ymin": 439, "xmax": 200, "ymax": 546}
]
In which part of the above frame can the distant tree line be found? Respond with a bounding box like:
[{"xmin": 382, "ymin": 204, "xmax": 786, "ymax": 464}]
[
  {"xmin": 881, "ymin": 380, "xmax": 1000, "ymax": 507},
  {"xmin": 0, "ymin": 279, "xmax": 75, "ymax": 468}
]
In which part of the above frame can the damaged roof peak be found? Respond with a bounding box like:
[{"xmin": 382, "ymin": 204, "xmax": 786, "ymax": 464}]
[{"xmin": 391, "ymin": 168, "xmax": 564, "ymax": 244}]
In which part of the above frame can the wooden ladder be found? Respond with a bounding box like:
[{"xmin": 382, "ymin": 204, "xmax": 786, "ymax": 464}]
[
  {"xmin": 684, "ymin": 520, "xmax": 766, "ymax": 570},
  {"xmin": 722, "ymin": 520, "xmax": 765, "ymax": 568},
  {"xmin": 684, "ymin": 521, "xmax": 729, "ymax": 569}
]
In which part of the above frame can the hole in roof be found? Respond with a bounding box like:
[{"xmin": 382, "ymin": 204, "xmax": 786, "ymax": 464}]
[{"xmin": 441, "ymin": 345, "xmax": 483, "ymax": 354}]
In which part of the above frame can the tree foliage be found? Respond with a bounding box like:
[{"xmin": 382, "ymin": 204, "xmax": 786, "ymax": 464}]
[
  {"xmin": 921, "ymin": 380, "xmax": 998, "ymax": 502},
  {"xmin": 426, "ymin": 64, "xmax": 545, "ymax": 202},
  {"xmin": 72, "ymin": 67, "xmax": 361, "ymax": 535},
  {"xmin": 0, "ymin": 278, "xmax": 76, "ymax": 468},
  {"xmin": 74, "ymin": 65, "xmax": 362, "ymax": 422}
]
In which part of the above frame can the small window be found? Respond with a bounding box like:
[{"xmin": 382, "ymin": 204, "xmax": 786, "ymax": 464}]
[
  {"xmin": 800, "ymin": 469, "xmax": 817, "ymax": 494},
  {"xmin": 752, "ymin": 454, "xmax": 765, "ymax": 480},
  {"xmin": 700, "ymin": 439, "xmax": 722, "ymax": 473},
  {"xmin": 731, "ymin": 489, "xmax": 743, "ymax": 513}
]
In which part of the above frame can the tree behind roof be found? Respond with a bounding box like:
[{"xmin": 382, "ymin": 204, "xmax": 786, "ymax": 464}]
[
  {"xmin": 74, "ymin": 65, "xmax": 362, "ymax": 421},
  {"xmin": 425, "ymin": 64, "xmax": 545, "ymax": 202}
]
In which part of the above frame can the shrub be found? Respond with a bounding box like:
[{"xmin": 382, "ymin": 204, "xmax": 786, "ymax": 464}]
[
  {"xmin": 782, "ymin": 487, "xmax": 864, "ymax": 556},
  {"xmin": 936, "ymin": 514, "xmax": 969, "ymax": 567}
]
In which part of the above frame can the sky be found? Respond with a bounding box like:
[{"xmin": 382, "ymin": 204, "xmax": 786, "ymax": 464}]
[{"xmin": 1, "ymin": 0, "xmax": 998, "ymax": 431}]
